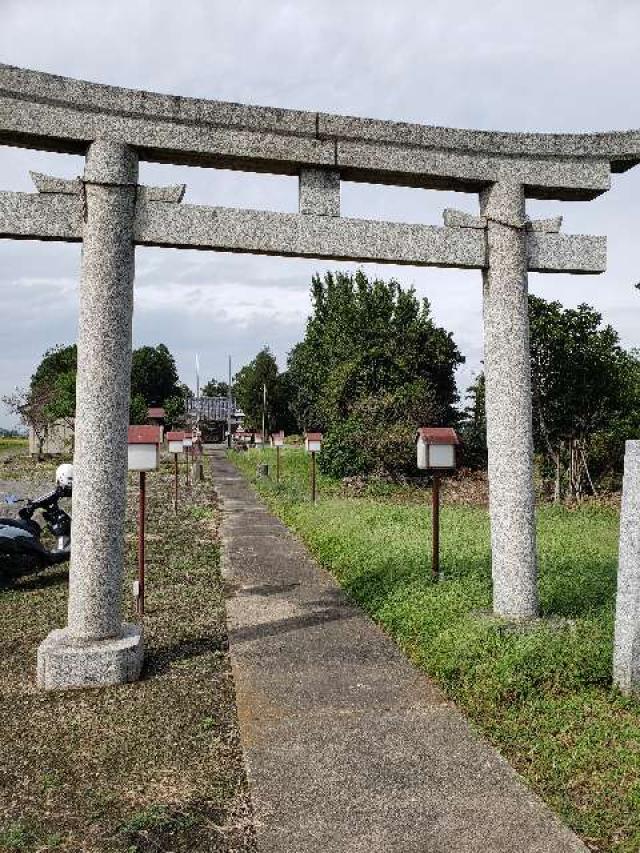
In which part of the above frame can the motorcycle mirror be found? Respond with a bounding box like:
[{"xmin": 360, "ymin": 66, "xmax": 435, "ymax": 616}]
[{"xmin": 2, "ymin": 494, "xmax": 22, "ymax": 505}]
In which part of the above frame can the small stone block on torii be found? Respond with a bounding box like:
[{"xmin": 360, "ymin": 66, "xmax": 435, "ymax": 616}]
[{"xmin": 416, "ymin": 427, "xmax": 460, "ymax": 470}]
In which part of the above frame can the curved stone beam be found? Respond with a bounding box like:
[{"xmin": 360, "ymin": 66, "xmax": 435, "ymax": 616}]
[{"xmin": 1, "ymin": 64, "xmax": 639, "ymax": 199}]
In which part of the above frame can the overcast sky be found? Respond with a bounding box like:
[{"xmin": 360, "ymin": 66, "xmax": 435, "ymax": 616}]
[{"xmin": 2, "ymin": 0, "xmax": 640, "ymax": 428}]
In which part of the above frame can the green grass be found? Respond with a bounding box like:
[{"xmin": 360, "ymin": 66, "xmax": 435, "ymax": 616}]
[
  {"xmin": 0, "ymin": 437, "xmax": 27, "ymax": 453},
  {"xmin": 231, "ymin": 447, "xmax": 640, "ymax": 853}
]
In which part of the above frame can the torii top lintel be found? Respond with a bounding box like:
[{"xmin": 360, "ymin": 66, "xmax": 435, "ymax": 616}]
[{"xmin": 1, "ymin": 63, "xmax": 639, "ymax": 200}]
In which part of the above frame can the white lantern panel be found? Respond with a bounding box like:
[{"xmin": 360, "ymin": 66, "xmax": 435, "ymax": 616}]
[
  {"xmin": 183, "ymin": 438, "xmax": 193, "ymax": 448},
  {"xmin": 416, "ymin": 438, "xmax": 428, "ymax": 470},
  {"xmin": 128, "ymin": 443, "xmax": 159, "ymax": 471},
  {"xmin": 428, "ymin": 444, "xmax": 455, "ymax": 468},
  {"xmin": 273, "ymin": 436, "xmax": 284, "ymax": 447},
  {"xmin": 307, "ymin": 440, "xmax": 322, "ymax": 452},
  {"xmin": 168, "ymin": 440, "xmax": 183, "ymax": 453}
]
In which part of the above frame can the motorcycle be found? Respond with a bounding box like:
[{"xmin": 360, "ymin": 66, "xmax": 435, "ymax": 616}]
[{"xmin": 0, "ymin": 464, "xmax": 73, "ymax": 581}]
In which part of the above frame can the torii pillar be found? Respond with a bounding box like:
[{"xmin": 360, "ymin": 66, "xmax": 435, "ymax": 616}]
[
  {"xmin": 37, "ymin": 138, "xmax": 144, "ymax": 689},
  {"xmin": 481, "ymin": 181, "xmax": 538, "ymax": 619}
]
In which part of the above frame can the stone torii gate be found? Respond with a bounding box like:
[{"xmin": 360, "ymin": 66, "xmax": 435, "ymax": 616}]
[{"xmin": 1, "ymin": 64, "xmax": 637, "ymax": 689}]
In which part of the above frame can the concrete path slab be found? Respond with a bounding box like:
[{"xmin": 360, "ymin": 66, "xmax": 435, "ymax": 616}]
[{"xmin": 212, "ymin": 452, "xmax": 587, "ymax": 853}]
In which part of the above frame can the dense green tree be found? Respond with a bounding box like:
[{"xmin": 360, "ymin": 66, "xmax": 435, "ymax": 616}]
[
  {"xmin": 458, "ymin": 372, "xmax": 487, "ymax": 470},
  {"xmin": 202, "ymin": 379, "xmax": 230, "ymax": 397},
  {"xmin": 287, "ymin": 270, "xmax": 464, "ymax": 475},
  {"xmin": 129, "ymin": 393, "xmax": 149, "ymax": 425},
  {"xmin": 528, "ymin": 295, "xmax": 632, "ymax": 497},
  {"xmin": 462, "ymin": 297, "xmax": 637, "ymax": 495},
  {"xmin": 130, "ymin": 344, "xmax": 180, "ymax": 406},
  {"xmin": 233, "ymin": 347, "xmax": 294, "ymax": 434}
]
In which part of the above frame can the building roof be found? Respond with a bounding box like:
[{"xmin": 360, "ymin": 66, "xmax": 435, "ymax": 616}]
[
  {"xmin": 128, "ymin": 425, "xmax": 162, "ymax": 444},
  {"xmin": 416, "ymin": 427, "xmax": 460, "ymax": 445},
  {"xmin": 305, "ymin": 432, "xmax": 323, "ymax": 441},
  {"xmin": 166, "ymin": 430, "xmax": 186, "ymax": 441},
  {"xmin": 147, "ymin": 407, "xmax": 166, "ymax": 419}
]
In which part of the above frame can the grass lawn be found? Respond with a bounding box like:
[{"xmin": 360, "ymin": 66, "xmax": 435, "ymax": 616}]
[
  {"xmin": 0, "ymin": 454, "xmax": 254, "ymax": 853},
  {"xmin": 232, "ymin": 447, "xmax": 640, "ymax": 853},
  {"xmin": 0, "ymin": 438, "xmax": 28, "ymax": 454}
]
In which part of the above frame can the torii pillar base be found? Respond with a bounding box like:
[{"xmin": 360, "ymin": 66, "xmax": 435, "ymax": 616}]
[{"xmin": 37, "ymin": 623, "xmax": 143, "ymax": 691}]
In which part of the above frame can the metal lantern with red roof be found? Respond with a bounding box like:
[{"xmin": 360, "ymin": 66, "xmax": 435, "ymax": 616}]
[
  {"xmin": 416, "ymin": 426, "xmax": 461, "ymax": 581},
  {"xmin": 127, "ymin": 425, "xmax": 162, "ymax": 617},
  {"xmin": 305, "ymin": 432, "xmax": 323, "ymax": 453},
  {"xmin": 416, "ymin": 427, "xmax": 460, "ymax": 471},
  {"xmin": 127, "ymin": 425, "xmax": 162, "ymax": 472},
  {"xmin": 166, "ymin": 430, "xmax": 186, "ymax": 455}
]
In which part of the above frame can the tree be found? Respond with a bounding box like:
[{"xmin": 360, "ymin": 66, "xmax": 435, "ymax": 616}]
[
  {"xmin": 233, "ymin": 347, "xmax": 294, "ymax": 433},
  {"xmin": 458, "ymin": 372, "xmax": 487, "ymax": 469},
  {"xmin": 202, "ymin": 379, "xmax": 229, "ymax": 397},
  {"xmin": 2, "ymin": 344, "xmax": 78, "ymax": 456},
  {"xmin": 287, "ymin": 270, "xmax": 464, "ymax": 475},
  {"xmin": 130, "ymin": 344, "xmax": 179, "ymax": 406},
  {"xmin": 31, "ymin": 344, "xmax": 77, "ymax": 426},
  {"xmin": 528, "ymin": 295, "xmax": 632, "ymax": 499},
  {"xmin": 2, "ymin": 387, "xmax": 52, "ymax": 457},
  {"xmin": 129, "ymin": 393, "xmax": 149, "ymax": 425},
  {"xmin": 466, "ymin": 297, "xmax": 636, "ymax": 497}
]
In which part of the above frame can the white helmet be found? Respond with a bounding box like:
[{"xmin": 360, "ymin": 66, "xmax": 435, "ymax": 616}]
[{"xmin": 56, "ymin": 463, "xmax": 74, "ymax": 490}]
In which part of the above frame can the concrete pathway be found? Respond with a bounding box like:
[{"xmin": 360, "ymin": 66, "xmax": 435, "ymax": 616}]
[{"xmin": 212, "ymin": 452, "xmax": 587, "ymax": 853}]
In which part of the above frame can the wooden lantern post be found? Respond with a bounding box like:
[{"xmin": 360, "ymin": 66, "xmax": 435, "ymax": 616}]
[
  {"xmin": 416, "ymin": 427, "xmax": 460, "ymax": 581},
  {"xmin": 305, "ymin": 433, "xmax": 323, "ymax": 503},
  {"xmin": 183, "ymin": 435, "xmax": 193, "ymax": 487},
  {"xmin": 272, "ymin": 431, "xmax": 285, "ymax": 483},
  {"xmin": 167, "ymin": 431, "xmax": 185, "ymax": 513},
  {"xmin": 127, "ymin": 425, "xmax": 162, "ymax": 616}
]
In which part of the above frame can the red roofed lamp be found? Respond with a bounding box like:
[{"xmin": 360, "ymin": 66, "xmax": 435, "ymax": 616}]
[
  {"xmin": 128, "ymin": 425, "xmax": 162, "ymax": 615},
  {"xmin": 305, "ymin": 432, "xmax": 323, "ymax": 503},
  {"xmin": 166, "ymin": 431, "xmax": 186, "ymax": 513},
  {"xmin": 271, "ymin": 431, "xmax": 285, "ymax": 482},
  {"xmin": 416, "ymin": 427, "xmax": 460, "ymax": 580}
]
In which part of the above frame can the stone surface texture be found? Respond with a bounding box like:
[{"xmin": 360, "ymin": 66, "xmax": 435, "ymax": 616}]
[
  {"xmin": 68, "ymin": 138, "xmax": 137, "ymax": 640},
  {"xmin": 37, "ymin": 623, "xmax": 143, "ymax": 690},
  {"xmin": 299, "ymin": 167, "xmax": 340, "ymax": 216},
  {"xmin": 0, "ymin": 63, "xmax": 635, "ymax": 671},
  {"xmin": 613, "ymin": 441, "xmax": 640, "ymax": 694},
  {"xmin": 481, "ymin": 180, "xmax": 539, "ymax": 619},
  {"xmin": 2, "ymin": 62, "xmax": 640, "ymax": 192},
  {"xmin": 212, "ymin": 452, "xmax": 587, "ymax": 853},
  {"xmin": 37, "ymin": 138, "xmax": 141, "ymax": 689}
]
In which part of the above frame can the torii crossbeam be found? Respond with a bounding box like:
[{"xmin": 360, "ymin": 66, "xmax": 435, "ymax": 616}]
[{"xmin": 0, "ymin": 63, "xmax": 636, "ymax": 689}]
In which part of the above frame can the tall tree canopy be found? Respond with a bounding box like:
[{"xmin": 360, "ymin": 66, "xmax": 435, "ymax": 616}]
[
  {"xmin": 233, "ymin": 347, "xmax": 294, "ymax": 434},
  {"xmin": 528, "ymin": 295, "xmax": 636, "ymax": 496},
  {"xmin": 461, "ymin": 295, "xmax": 638, "ymax": 495},
  {"xmin": 287, "ymin": 270, "xmax": 464, "ymax": 476},
  {"xmin": 130, "ymin": 344, "xmax": 180, "ymax": 407},
  {"xmin": 4, "ymin": 343, "xmax": 186, "ymax": 440},
  {"xmin": 202, "ymin": 379, "xmax": 230, "ymax": 398}
]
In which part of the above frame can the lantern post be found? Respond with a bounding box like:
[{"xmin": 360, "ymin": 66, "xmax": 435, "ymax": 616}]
[
  {"xmin": 166, "ymin": 431, "xmax": 185, "ymax": 513},
  {"xmin": 416, "ymin": 427, "xmax": 460, "ymax": 580},
  {"xmin": 305, "ymin": 433, "xmax": 323, "ymax": 503},
  {"xmin": 183, "ymin": 435, "xmax": 193, "ymax": 487},
  {"xmin": 127, "ymin": 426, "xmax": 161, "ymax": 616},
  {"xmin": 272, "ymin": 431, "xmax": 285, "ymax": 483}
]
